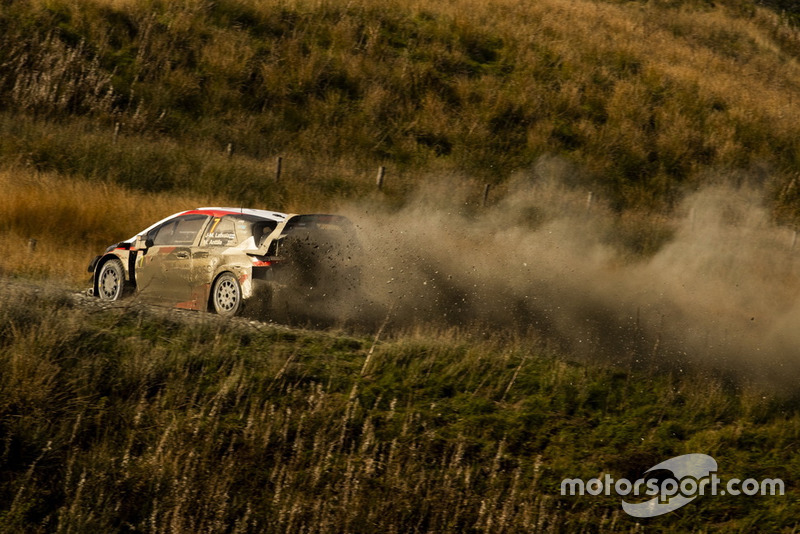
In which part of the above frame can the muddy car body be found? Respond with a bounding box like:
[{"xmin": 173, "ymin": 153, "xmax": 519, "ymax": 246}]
[{"xmin": 88, "ymin": 207, "xmax": 360, "ymax": 316}]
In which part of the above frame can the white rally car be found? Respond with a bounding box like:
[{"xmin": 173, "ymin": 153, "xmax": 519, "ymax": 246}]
[{"xmin": 88, "ymin": 207, "xmax": 361, "ymax": 316}]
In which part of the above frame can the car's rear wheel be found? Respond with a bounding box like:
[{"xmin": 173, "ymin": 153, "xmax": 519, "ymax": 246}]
[
  {"xmin": 211, "ymin": 272, "xmax": 242, "ymax": 316},
  {"xmin": 97, "ymin": 258, "xmax": 125, "ymax": 301}
]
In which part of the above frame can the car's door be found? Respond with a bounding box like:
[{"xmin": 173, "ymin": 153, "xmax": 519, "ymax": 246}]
[
  {"xmin": 135, "ymin": 214, "xmax": 210, "ymax": 306},
  {"xmin": 190, "ymin": 215, "xmax": 241, "ymax": 285}
]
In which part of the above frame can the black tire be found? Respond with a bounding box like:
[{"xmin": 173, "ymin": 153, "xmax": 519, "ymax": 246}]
[
  {"xmin": 97, "ymin": 258, "xmax": 125, "ymax": 301},
  {"xmin": 211, "ymin": 272, "xmax": 242, "ymax": 317}
]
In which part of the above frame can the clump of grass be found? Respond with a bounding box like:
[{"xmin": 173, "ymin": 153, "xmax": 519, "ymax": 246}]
[{"xmin": 0, "ymin": 28, "xmax": 118, "ymax": 118}]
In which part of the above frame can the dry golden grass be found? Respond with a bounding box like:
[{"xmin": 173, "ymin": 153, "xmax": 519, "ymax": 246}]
[
  {"xmin": 0, "ymin": 167, "xmax": 206, "ymax": 285},
  {"xmin": 4, "ymin": 0, "xmax": 800, "ymax": 284}
]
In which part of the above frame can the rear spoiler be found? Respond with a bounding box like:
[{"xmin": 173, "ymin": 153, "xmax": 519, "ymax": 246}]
[{"xmin": 255, "ymin": 214, "xmax": 354, "ymax": 255}]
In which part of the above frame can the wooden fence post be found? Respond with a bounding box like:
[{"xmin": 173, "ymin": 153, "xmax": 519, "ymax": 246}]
[
  {"xmin": 482, "ymin": 183, "xmax": 491, "ymax": 207},
  {"xmin": 275, "ymin": 156, "xmax": 283, "ymax": 182},
  {"xmin": 113, "ymin": 122, "xmax": 120, "ymax": 144},
  {"xmin": 226, "ymin": 143, "xmax": 234, "ymax": 158},
  {"xmin": 376, "ymin": 166, "xmax": 386, "ymax": 190}
]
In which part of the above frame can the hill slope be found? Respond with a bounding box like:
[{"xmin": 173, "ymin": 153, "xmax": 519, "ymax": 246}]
[
  {"xmin": 1, "ymin": 0, "xmax": 800, "ymax": 215},
  {"xmin": 2, "ymin": 3, "xmax": 800, "ymax": 529}
]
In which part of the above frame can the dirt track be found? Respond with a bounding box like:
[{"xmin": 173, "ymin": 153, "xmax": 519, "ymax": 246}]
[{"xmin": 0, "ymin": 276, "xmax": 306, "ymax": 335}]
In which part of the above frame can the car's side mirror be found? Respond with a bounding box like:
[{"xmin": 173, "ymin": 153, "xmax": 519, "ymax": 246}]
[{"xmin": 135, "ymin": 235, "xmax": 153, "ymax": 250}]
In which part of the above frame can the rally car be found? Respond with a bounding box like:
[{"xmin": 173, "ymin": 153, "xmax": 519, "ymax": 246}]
[{"xmin": 88, "ymin": 207, "xmax": 360, "ymax": 317}]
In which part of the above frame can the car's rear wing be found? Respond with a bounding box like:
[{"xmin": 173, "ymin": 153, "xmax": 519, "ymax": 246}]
[{"xmin": 255, "ymin": 214, "xmax": 356, "ymax": 256}]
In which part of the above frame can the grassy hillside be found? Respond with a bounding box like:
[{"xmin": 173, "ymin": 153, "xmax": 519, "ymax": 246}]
[
  {"xmin": 0, "ymin": 285, "xmax": 797, "ymax": 532},
  {"xmin": 3, "ymin": 1, "xmax": 800, "ymax": 531},
  {"xmin": 1, "ymin": 0, "xmax": 800, "ymax": 217}
]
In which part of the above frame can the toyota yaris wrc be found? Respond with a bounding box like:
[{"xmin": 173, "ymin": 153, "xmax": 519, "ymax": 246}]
[{"xmin": 88, "ymin": 207, "xmax": 360, "ymax": 317}]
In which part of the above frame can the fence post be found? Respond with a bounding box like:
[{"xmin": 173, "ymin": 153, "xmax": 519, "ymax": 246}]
[
  {"xmin": 376, "ymin": 166, "xmax": 386, "ymax": 190},
  {"xmin": 275, "ymin": 156, "xmax": 283, "ymax": 182},
  {"xmin": 482, "ymin": 183, "xmax": 491, "ymax": 207},
  {"xmin": 113, "ymin": 122, "xmax": 120, "ymax": 144},
  {"xmin": 226, "ymin": 143, "xmax": 234, "ymax": 158},
  {"xmin": 28, "ymin": 238, "xmax": 37, "ymax": 253},
  {"xmin": 586, "ymin": 191, "xmax": 594, "ymax": 211}
]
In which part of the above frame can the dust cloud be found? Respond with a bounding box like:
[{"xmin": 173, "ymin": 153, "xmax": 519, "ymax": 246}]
[{"xmin": 332, "ymin": 158, "xmax": 800, "ymax": 387}]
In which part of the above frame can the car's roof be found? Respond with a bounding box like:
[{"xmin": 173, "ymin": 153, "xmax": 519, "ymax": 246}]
[
  {"xmin": 187, "ymin": 207, "xmax": 288, "ymax": 221},
  {"xmin": 125, "ymin": 207, "xmax": 288, "ymax": 242}
]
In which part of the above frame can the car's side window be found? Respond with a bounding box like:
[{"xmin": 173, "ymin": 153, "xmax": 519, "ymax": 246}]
[
  {"xmin": 199, "ymin": 216, "xmax": 279, "ymax": 248},
  {"xmin": 151, "ymin": 221, "xmax": 176, "ymax": 245},
  {"xmin": 202, "ymin": 216, "xmax": 238, "ymax": 247},
  {"xmin": 152, "ymin": 215, "xmax": 209, "ymax": 246},
  {"xmin": 253, "ymin": 220, "xmax": 277, "ymax": 247}
]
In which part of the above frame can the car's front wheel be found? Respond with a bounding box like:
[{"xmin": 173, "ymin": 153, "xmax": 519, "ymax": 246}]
[
  {"xmin": 211, "ymin": 272, "xmax": 242, "ymax": 317},
  {"xmin": 97, "ymin": 258, "xmax": 125, "ymax": 301}
]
